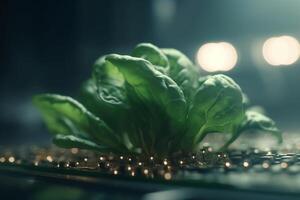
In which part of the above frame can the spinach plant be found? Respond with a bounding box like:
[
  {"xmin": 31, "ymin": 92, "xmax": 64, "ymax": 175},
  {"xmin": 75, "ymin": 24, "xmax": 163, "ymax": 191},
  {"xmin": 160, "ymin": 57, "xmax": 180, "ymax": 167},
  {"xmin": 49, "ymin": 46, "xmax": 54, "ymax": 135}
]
[{"xmin": 33, "ymin": 43, "xmax": 282, "ymax": 156}]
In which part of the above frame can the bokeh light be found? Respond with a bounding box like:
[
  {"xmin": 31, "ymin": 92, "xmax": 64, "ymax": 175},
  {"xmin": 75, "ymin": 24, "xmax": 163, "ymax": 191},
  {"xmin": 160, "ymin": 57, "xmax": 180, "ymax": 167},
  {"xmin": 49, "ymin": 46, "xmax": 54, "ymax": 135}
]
[
  {"xmin": 262, "ymin": 35, "xmax": 300, "ymax": 66},
  {"xmin": 196, "ymin": 42, "xmax": 238, "ymax": 72}
]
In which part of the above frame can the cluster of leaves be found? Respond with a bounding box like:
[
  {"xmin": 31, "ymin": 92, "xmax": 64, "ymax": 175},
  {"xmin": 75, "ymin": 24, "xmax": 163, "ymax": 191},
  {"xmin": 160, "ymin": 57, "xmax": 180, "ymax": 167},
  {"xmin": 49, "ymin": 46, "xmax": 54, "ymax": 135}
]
[{"xmin": 33, "ymin": 43, "xmax": 282, "ymax": 157}]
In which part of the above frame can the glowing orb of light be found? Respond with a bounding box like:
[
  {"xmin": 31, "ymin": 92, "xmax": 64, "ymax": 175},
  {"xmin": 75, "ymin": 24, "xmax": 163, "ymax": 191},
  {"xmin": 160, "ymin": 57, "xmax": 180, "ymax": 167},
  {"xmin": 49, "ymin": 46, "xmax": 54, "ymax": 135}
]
[
  {"xmin": 196, "ymin": 42, "xmax": 238, "ymax": 72},
  {"xmin": 262, "ymin": 35, "xmax": 300, "ymax": 66}
]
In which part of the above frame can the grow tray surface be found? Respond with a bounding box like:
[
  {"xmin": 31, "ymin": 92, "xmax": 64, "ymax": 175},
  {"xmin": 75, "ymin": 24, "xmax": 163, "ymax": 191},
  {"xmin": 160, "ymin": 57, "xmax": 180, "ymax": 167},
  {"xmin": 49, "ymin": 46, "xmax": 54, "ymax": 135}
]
[{"xmin": 0, "ymin": 139, "xmax": 300, "ymax": 200}]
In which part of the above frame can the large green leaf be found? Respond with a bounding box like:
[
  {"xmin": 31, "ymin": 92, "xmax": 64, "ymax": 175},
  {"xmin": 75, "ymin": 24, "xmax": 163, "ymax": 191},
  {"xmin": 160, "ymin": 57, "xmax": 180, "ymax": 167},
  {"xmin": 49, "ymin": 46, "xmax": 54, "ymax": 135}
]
[
  {"xmin": 106, "ymin": 54, "xmax": 187, "ymax": 126},
  {"xmin": 186, "ymin": 75, "xmax": 244, "ymax": 149},
  {"xmin": 79, "ymin": 55, "xmax": 134, "ymax": 136},
  {"xmin": 91, "ymin": 56, "xmax": 129, "ymax": 117},
  {"xmin": 33, "ymin": 94, "xmax": 125, "ymax": 150},
  {"xmin": 105, "ymin": 54, "xmax": 187, "ymax": 155}
]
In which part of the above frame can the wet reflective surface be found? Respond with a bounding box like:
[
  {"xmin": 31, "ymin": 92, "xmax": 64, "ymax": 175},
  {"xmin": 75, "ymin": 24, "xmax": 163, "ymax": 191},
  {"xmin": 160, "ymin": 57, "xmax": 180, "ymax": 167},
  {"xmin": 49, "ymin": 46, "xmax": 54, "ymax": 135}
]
[{"xmin": 1, "ymin": 134, "xmax": 300, "ymax": 200}]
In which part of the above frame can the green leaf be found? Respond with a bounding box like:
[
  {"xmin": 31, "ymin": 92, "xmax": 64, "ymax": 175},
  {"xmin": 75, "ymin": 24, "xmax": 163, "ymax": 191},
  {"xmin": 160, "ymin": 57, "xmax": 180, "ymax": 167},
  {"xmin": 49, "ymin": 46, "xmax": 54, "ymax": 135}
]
[
  {"xmin": 33, "ymin": 94, "xmax": 88, "ymax": 137},
  {"xmin": 161, "ymin": 48, "xmax": 195, "ymax": 78},
  {"xmin": 105, "ymin": 54, "xmax": 187, "ymax": 155},
  {"xmin": 162, "ymin": 48, "xmax": 200, "ymax": 101},
  {"xmin": 89, "ymin": 55, "xmax": 132, "ymax": 132},
  {"xmin": 87, "ymin": 56, "xmax": 138, "ymax": 149},
  {"xmin": 33, "ymin": 94, "xmax": 124, "ymax": 150},
  {"xmin": 93, "ymin": 55, "xmax": 125, "ymax": 87},
  {"xmin": 106, "ymin": 54, "xmax": 186, "ymax": 126},
  {"xmin": 132, "ymin": 43, "xmax": 169, "ymax": 73},
  {"xmin": 79, "ymin": 79, "xmax": 130, "ymax": 134},
  {"xmin": 186, "ymin": 74, "xmax": 244, "ymax": 148},
  {"xmin": 221, "ymin": 110, "xmax": 282, "ymax": 150},
  {"xmin": 53, "ymin": 135, "xmax": 112, "ymax": 153},
  {"xmin": 239, "ymin": 110, "xmax": 282, "ymax": 143}
]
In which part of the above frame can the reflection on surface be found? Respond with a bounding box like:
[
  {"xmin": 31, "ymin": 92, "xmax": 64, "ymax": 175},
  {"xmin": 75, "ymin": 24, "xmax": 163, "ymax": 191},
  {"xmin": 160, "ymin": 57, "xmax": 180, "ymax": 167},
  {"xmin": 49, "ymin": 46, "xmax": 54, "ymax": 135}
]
[{"xmin": 0, "ymin": 174, "xmax": 141, "ymax": 200}]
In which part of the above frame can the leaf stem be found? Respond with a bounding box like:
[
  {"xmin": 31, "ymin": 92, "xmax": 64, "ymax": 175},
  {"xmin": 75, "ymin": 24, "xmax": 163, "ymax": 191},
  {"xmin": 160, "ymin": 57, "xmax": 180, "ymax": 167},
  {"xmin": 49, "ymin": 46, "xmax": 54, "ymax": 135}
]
[{"xmin": 193, "ymin": 124, "xmax": 208, "ymax": 146}]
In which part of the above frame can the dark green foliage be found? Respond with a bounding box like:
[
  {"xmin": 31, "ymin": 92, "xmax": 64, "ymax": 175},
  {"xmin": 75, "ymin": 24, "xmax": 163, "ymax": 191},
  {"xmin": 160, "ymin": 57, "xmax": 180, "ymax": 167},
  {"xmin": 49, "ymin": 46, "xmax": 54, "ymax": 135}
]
[{"xmin": 33, "ymin": 43, "xmax": 282, "ymax": 156}]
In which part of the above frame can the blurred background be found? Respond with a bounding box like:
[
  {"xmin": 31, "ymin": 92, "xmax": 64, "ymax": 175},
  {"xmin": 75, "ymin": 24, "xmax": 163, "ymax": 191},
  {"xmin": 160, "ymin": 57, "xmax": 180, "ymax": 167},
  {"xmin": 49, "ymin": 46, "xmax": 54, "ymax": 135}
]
[{"xmin": 1, "ymin": 0, "xmax": 300, "ymax": 145}]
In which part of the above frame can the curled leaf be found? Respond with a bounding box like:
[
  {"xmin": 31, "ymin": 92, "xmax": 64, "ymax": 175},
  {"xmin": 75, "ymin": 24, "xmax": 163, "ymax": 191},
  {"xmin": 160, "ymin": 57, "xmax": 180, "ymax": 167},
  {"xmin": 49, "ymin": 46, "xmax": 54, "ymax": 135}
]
[
  {"xmin": 132, "ymin": 43, "xmax": 169, "ymax": 73},
  {"xmin": 162, "ymin": 48, "xmax": 200, "ymax": 101},
  {"xmin": 161, "ymin": 48, "xmax": 195, "ymax": 79},
  {"xmin": 79, "ymin": 79, "xmax": 130, "ymax": 134}
]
